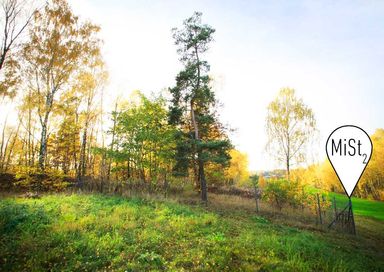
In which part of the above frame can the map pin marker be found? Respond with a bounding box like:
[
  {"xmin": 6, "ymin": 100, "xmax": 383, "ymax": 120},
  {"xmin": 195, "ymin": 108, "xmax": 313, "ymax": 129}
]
[{"xmin": 326, "ymin": 125, "xmax": 373, "ymax": 198}]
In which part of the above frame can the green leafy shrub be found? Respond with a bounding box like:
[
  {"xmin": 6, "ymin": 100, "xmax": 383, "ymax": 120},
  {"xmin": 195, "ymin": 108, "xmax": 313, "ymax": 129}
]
[
  {"xmin": 263, "ymin": 179, "xmax": 294, "ymax": 210},
  {"xmin": 263, "ymin": 178, "xmax": 331, "ymax": 213}
]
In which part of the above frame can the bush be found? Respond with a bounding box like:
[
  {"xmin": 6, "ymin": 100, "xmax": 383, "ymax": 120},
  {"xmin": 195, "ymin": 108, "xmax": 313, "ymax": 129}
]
[
  {"xmin": 263, "ymin": 179, "xmax": 292, "ymax": 210},
  {"xmin": 14, "ymin": 166, "xmax": 71, "ymax": 192},
  {"xmin": 263, "ymin": 178, "xmax": 331, "ymax": 213}
]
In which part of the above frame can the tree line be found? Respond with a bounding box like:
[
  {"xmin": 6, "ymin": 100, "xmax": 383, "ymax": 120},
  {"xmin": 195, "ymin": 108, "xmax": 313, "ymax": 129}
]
[
  {"xmin": 0, "ymin": 0, "xmax": 383, "ymax": 202},
  {"xmin": 0, "ymin": 1, "xmax": 232, "ymax": 202}
]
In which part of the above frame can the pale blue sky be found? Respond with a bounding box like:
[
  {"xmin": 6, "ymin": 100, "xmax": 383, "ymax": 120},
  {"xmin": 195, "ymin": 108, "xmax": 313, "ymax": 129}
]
[{"xmin": 69, "ymin": 0, "xmax": 384, "ymax": 171}]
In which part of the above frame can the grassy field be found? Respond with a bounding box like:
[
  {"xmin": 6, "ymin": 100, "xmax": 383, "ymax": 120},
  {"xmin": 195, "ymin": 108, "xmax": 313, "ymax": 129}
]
[
  {"xmin": 328, "ymin": 192, "xmax": 384, "ymax": 221},
  {"xmin": 0, "ymin": 194, "xmax": 383, "ymax": 271}
]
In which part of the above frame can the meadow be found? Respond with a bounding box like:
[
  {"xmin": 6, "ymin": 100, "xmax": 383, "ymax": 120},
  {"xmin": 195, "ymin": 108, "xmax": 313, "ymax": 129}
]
[
  {"xmin": 329, "ymin": 192, "xmax": 384, "ymax": 221},
  {"xmin": 0, "ymin": 193, "xmax": 383, "ymax": 271},
  {"xmin": 0, "ymin": 1, "xmax": 383, "ymax": 271}
]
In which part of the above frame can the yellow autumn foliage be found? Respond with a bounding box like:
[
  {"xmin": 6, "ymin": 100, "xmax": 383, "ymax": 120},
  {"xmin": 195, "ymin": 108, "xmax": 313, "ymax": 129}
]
[
  {"xmin": 293, "ymin": 129, "xmax": 384, "ymax": 200},
  {"xmin": 225, "ymin": 149, "xmax": 250, "ymax": 186}
]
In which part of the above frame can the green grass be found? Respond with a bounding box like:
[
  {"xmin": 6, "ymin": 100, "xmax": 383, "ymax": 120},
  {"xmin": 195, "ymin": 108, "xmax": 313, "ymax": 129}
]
[
  {"xmin": 0, "ymin": 194, "xmax": 382, "ymax": 271},
  {"xmin": 328, "ymin": 192, "xmax": 384, "ymax": 221}
]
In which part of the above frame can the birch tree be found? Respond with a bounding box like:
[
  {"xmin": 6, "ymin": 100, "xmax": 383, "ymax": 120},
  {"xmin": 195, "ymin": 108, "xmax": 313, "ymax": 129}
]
[
  {"xmin": 266, "ymin": 88, "xmax": 316, "ymax": 181},
  {"xmin": 22, "ymin": 0, "xmax": 102, "ymax": 171}
]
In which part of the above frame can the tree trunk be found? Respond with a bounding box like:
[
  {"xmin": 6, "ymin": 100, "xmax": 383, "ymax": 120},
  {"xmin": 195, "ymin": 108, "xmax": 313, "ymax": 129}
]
[
  {"xmin": 191, "ymin": 100, "xmax": 207, "ymax": 203},
  {"xmin": 107, "ymin": 101, "xmax": 118, "ymax": 180},
  {"xmin": 78, "ymin": 128, "xmax": 87, "ymax": 183},
  {"xmin": 38, "ymin": 90, "xmax": 54, "ymax": 171},
  {"xmin": 286, "ymin": 157, "xmax": 290, "ymax": 181},
  {"xmin": 27, "ymin": 103, "xmax": 32, "ymax": 167},
  {"xmin": 198, "ymin": 152, "xmax": 207, "ymax": 202},
  {"xmin": 286, "ymin": 132, "xmax": 291, "ymax": 181},
  {"xmin": 0, "ymin": 53, "xmax": 6, "ymax": 71},
  {"xmin": 4, "ymin": 123, "xmax": 20, "ymax": 172},
  {"xmin": 0, "ymin": 117, "xmax": 7, "ymax": 172},
  {"xmin": 193, "ymin": 157, "xmax": 199, "ymax": 189},
  {"xmin": 38, "ymin": 114, "xmax": 49, "ymax": 171}
]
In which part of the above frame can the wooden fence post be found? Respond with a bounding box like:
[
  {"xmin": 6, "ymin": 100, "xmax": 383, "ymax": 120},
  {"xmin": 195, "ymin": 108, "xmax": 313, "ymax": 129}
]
[
  {"xmin": 254, "ymin": 187, "xmax": 259, "ymax": 213},
  {"xmin": 349, "ymin": 198, "xmax": 356, "ymax": 235},
  {"xmin": 322, "ymin": 195, "xmax": 326, "ymax": 221},
  {"xmin": 317, "ymin": 193, "xmax": 323, "ymax": 225}
]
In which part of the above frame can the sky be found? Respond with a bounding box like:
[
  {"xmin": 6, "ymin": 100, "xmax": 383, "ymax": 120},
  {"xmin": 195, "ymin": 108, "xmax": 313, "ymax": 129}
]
[{"xmin": 66, "ymin": 0, "xmax": 384, "ymax": 171}]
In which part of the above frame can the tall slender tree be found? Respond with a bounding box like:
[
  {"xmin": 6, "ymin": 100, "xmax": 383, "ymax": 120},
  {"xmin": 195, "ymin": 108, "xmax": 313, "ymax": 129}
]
[
  {"xmin": 22, "ymin": 0, "xmax": 102, "ymax": 171},
  {"xmin": 266, "ymin": 88, "xmax": 316, "ymax": 181},
  {"xmin": 169, "ymin": 12, "xmax": 231, "ymax": 202},
  {"xmin": 76, "ymin": 60, "xmax": 107, "ymax": 183}
]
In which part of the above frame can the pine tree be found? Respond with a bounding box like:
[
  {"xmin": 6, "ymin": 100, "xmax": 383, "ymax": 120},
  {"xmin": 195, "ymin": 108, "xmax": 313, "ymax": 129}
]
[{"xmin": 169, "ymin": 12, "xmax": 231, "ymax": 202}]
